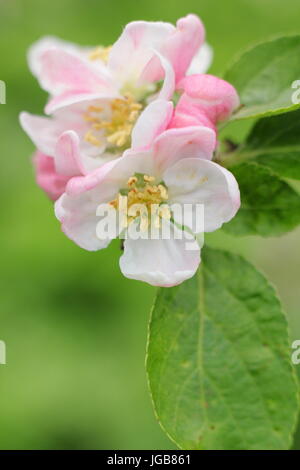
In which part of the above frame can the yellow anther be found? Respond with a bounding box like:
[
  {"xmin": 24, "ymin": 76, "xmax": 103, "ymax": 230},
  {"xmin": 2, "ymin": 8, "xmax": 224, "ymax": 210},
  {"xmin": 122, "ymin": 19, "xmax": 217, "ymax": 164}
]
[
  {"xmin": 89, "ymin": 46, "xmax": 112, "ymax": 63},
  {"xmin": 83, "ymin": 94, "xmax": 142, "ymax": 149},
  {"xmin": 89, "ymin": 105, "xmax": 104, "ymax": 113},
  {"xmin": 128, "ymin": 189, "xmax": 137, "ymax": 197},
  {"xmin": 106, "ymin": 130, "xmax": 127, "ymax": 147},
  {"xmin": 127, "ymin": 176, "xmax": 138, "ymax": 186},
  {"xmin": 146, "ymin": 187, "xmax": 157, "ymax": 195},
  {"xmin": 144, "ymin": 175, "xmax": 155, "ymax": 183},
  {"xmin": 131, "ymin": 103, "xmax": 143, "ymax": 111},
  {"xmin": 109, "ymin": 174, "xmax": 170, "ymax": 231},
  {"xmin": 158, "ymin": 184, "xmax": 168, "ymax": 200},
  {"xmin": 128, "ymin": 110, "xmax": 139, "ymax": 122},
  {"xmin": 109, "ymin": 199, "xmax": 117, "ymax": 208},
  {"xmin": 84, "ymin": 130, "xmax": 102, "ymax": 147}
]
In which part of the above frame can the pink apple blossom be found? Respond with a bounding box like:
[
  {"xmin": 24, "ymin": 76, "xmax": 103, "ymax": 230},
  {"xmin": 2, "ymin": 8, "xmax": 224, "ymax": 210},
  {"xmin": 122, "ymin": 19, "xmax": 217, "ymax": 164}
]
[
  {"xmin": 20, "ymin": 15, "xmax": 210, "ymax": 199},
  {"xmin": 21, "ymin": 70, "xmax": 239, "ymax": 201},
  {"xmin": 55, "ymin": 126, "xmax": 240, "ymax": 287}
]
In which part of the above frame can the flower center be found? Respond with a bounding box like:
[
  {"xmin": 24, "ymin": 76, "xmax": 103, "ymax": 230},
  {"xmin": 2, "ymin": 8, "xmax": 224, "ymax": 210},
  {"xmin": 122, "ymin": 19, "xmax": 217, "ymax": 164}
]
[
  {"xmin": 83, "ymin": 94, "xmax": 143, "ymax": 150},
  {"xmin": 109, "ymin": 173, "xmax": 171, "ymax": 231}
]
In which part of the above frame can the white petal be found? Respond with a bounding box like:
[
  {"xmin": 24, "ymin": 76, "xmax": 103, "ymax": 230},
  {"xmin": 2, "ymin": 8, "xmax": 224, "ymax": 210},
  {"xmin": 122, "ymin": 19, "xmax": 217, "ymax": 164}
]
[
  {"xmin": 65, "ymin": 149, "xmax": 154, "ymax": 198},
  {"xmin": 153, "ymin": 49, "xmax": 175, "ymax": 100},
  {"xmin": 45, "ymin": 91, "xmax": 119, "ymax": 115},
  {"xmin": 187, "ymin": 43, "xmax": 213, "ymax": 75},
  {"xmin": 55, "ymin": 192, "xmax": 111, "ymax": 251},
  {"xmin": 131, "ymin": 99, "xmax": 173, "ymax": 150},
  {"xmin": 164, "ymin": 158, "xmax": 240, "ymax": 233},
  {"xmin": 120, "ymin": 220, "xmax": 200, "ymax": 286},
  {"xmin": 28, "ymin": 36, "xmax": 86, "ymax": 77},
  {"xmin": 54, "ymin": 128, "xmax": 109, "ymax": 176},
  {"xmin": 108, "ymin": 21, "xmax": 174, "ymax": 83},
  {"xmin": 19, "ymin": 111, "xmax": 64, "ymax": 155}
]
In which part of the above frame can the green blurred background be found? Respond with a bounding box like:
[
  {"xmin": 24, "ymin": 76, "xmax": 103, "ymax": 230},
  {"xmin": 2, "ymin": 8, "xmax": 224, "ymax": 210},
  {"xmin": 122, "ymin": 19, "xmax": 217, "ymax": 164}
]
[{"xmin": 0, "ymin": 0, "xmax": 299, "ymax": 450}]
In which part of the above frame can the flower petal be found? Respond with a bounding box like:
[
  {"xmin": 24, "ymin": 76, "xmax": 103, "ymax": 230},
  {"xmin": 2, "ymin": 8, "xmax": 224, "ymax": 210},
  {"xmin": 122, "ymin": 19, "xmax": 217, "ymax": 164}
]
[
  {"xmin": 55, "ymin": 127, "xmax": 113, "ymax": 175},
  {"xmin": 120, "ymin": 220, "xmax": 200, "ymax": 286},
  {"xmin": 28, "ymin": 36, "xmax": 87, "ymax": 77},
  {"xmin": 45, "ymin": 91, "xmax": 120, "ymax": 115},
  {"xmin": 164, "ymin": 158, "xmax": 240, "ymax": 232},
  {"xmin": 20, "ymin": 111, "xmax": 64, "ymax": 155},
  {"xmin": 54, "ymin": 131, "xmax": 85, "ymax": 177},
  {"xmin": 153, "ymin": 126, "xmax": 216, "ymax": 174},
  {"xmin": 108, "ymin": 20, "xmax": 174, "ymax": 83},
  {"xmin": 168, "ymin": 108, "xmax": 215, "ymax": 131},
  {"xmin": 131, "ymin": 99, "xmax": 173, "ymax": 150},
  {"xmin": 152, "ymin": 49, "xmax": 175, "ymax": 100},
  {"xmin": 161, "ymin": 14, "xmax": 205, "ymax": 83},
  {"xmin": 34, "ymin": 151, "xmax": 69, "ymax": 201},
  {"xmin": 65, "ymin": 149, "xmax": 154, "ymax": 197},
  {"xmin": 176, "ymin": 74, "xmax": 240, "ymax": 126},
  {"xmin": 38, "ymin": 48, "xmax": 114, "ymax": 99},
  {"xmin": 186, "ymin": 42, "xmax": 213, "ymax": 75},
  {"xmin": 55, "ymin": 191, "xmax": 111, "ymax": 251}
]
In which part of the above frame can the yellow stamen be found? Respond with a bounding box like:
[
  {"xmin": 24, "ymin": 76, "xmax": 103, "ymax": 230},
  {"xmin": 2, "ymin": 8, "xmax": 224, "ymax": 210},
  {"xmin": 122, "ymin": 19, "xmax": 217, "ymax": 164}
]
[
  {"xmin": 144, "ymin": 175, "xmax": 155, "ymax": 183},
  {"xmin": 83, "ymin": 93, "xmax": 143, "ymax": 149},
  {"xmin": 84, "ymin": 130, "xmax": 102, "ymax": 147},
  {"xmin": 158, "ymin": 184, "xmax": 168, "ymax": 200},
  {"xmin": 128, "ymin": 176, "xmax": 138, "ymax": 186},
  {"xmin": 88, "ymin": 46, "xmax": 112, "ymax": 63},
  {"xmin": 110, "ymin": 174, "xmax": 170, "ymax": 231}
]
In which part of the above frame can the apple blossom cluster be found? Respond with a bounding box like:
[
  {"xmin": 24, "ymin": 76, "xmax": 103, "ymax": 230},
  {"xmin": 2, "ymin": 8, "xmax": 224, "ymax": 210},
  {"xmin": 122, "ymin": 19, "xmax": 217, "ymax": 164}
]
[{"xmin": 20, "ymin": 14, "xmax": 240, "ymax": 287}]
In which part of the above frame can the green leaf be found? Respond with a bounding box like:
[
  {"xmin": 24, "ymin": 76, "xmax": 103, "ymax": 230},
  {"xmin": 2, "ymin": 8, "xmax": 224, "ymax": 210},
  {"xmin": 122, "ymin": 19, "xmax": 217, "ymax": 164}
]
[
  {"xmin": 224, "ymin": 36, "xmax": 300, "ymax": 121},
  {"xmin": 147, "ymin": 248, "xmax": 298, "ymax": 450},
  {"xmin": 225, "ymin": 109, "xmax": 300, "ymax": 179},
  {"xmin": 223, "ymin": 162, "xmax": 300, "ymax": 236}
]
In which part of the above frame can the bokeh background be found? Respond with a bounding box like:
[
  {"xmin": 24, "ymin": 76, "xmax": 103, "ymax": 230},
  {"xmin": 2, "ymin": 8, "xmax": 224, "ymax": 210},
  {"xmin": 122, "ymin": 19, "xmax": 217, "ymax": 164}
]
[{"xmin": 0, "ymin": 0, "xmax": 299, "ymax": 450}]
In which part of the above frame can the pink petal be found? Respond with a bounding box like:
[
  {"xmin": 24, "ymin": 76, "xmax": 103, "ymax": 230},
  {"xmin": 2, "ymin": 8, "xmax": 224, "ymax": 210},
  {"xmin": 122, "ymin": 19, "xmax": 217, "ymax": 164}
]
[
  {"xmin": 54, "ymin": 131, "xmax": 85, "ymax": 177},
  {"xmin": 153, "ymin": 126, "xmax": 216, "ymax": 173},
  {"xmin": 131, "ymin": 100, "xmax": 173, "ymax": 150},
  {"xmin": 168, "ymin": 108, "xmax": 215, "ymax": 131},
  {"xmin": 34, "ymin": 151, "xmax": 69, "ymax": 201},
  {"xmin": 108, "ymin": 20, "xmax": 174, "ymax": 82},
  {"xmin": 65, "ymin": 149, "xmax": 154, "ymax": 197},
  {"xmin": 176, "ymin": 74, "xmax": 240, "ymax": 127},
  {"xmin": 28, "ymin": 36, "xmax": 86, "ymax": 77},
  {"xmin": 39, "ymin": 48, "xmax": 114, "ymax": 99},
  {"xmin": 161, "ymin": 14, "xmax": 205, "ymax": 83}
]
